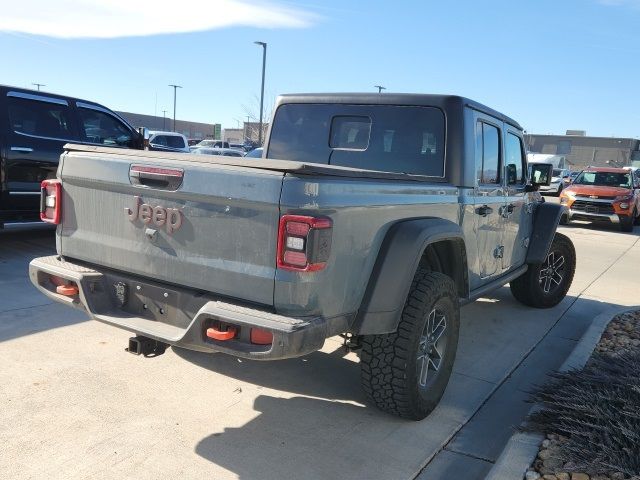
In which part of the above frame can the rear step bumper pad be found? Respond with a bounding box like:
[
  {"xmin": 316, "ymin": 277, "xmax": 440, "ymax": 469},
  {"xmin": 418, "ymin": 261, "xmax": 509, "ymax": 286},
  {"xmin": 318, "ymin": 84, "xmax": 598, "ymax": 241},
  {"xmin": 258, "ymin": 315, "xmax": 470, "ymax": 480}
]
[{"xmin": 29, "ymin": 255, "xmax": 327, "ymax": 360}]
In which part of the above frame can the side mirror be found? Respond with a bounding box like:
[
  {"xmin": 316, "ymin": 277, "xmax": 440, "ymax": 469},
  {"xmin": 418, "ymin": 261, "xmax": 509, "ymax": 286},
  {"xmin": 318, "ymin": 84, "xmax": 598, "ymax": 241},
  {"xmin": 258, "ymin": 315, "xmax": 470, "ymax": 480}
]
[
  {"xmin": 529, "ymin": 163, "xmax": 553, "ymax": 187},
  {"xmin": 137, "ymin": 127, "xmax": 150, "ymax": 150}
]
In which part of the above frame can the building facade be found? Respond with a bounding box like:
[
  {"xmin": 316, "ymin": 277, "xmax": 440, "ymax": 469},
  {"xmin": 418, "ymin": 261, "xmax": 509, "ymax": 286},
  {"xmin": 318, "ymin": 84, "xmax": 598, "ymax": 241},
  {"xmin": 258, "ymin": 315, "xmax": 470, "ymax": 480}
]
[
  {"xmin": 525, "ymin": 132, "xmax": 640, "ymax": 169},
  {"xmin": 223, "ymin": 122, "xmax": 269, "ymax": 145},
  {"xmin": 116, "ymin": 111, "xmax": 216, "ymax": 141}
]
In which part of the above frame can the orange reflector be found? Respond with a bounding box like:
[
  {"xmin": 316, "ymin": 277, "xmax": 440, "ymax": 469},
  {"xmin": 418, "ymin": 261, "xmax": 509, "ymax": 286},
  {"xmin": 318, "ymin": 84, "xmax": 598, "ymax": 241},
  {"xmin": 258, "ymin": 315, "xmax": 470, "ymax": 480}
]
[
  {"xmin": 206, "ymin": 325, "xmax": 237, "ymax": 341},
  {"xmin": 250, "ymin": 328, "xmax": 273, "ymax": 345},
  {"xmin": 56, "ymin": 284, "xmax": 79, "ymax": 296}
]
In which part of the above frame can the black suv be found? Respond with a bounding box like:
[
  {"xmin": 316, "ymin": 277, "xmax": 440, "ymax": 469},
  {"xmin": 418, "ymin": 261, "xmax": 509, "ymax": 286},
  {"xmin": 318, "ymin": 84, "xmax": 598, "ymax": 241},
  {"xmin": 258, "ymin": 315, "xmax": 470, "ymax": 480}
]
[{"xmin": 0, "ymin": 85, "xmax": 144, "ymax": 228}]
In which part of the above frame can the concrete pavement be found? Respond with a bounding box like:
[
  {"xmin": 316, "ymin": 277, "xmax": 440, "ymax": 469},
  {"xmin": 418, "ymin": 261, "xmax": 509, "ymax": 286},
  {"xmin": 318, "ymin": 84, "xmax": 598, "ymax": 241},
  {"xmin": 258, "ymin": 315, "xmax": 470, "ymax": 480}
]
[{"xmin": 0, "ymin": 223, "xmax": 638, "ymax": 480}]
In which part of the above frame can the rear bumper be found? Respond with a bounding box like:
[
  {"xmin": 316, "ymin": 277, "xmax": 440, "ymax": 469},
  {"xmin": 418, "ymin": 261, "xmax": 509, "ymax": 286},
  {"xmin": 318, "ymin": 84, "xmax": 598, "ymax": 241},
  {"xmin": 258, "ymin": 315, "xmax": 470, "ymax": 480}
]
[
  {"xmin": 29, "ymin": 255, "xmax": 327, "ymax": 360},
  {"xmin": 567, "ymin": 209, "xmax": 622, "ymax": 224}
]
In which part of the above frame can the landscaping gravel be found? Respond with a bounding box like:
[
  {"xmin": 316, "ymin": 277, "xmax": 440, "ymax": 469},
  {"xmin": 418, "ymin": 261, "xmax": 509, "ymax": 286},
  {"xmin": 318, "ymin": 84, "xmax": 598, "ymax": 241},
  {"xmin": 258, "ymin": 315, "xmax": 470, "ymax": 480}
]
[{"xmin": 524, "ymin": 309, "xmax": 640, "ymax": 480}]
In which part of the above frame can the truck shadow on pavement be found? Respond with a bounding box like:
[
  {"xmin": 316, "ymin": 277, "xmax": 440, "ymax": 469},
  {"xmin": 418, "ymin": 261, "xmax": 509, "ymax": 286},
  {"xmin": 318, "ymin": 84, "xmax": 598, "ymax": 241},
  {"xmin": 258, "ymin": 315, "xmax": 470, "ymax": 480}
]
[
  {"xmin": 0, "ymin": 303, "xmax": 88, "ymax": 344},
  {"xmin": 194, "ymin": 395, "xmax": 411, "ymax": 480},
  {"xmin": 174, "ymin": 344, "xmax": 365, "ymax": 403},
  {"xmin": 0, "ymin": 229, "xmax": 88, "ymax": 343},
  {"xmin": 181, "ymin": 290, "xmax": 623, "ymax": 480}
]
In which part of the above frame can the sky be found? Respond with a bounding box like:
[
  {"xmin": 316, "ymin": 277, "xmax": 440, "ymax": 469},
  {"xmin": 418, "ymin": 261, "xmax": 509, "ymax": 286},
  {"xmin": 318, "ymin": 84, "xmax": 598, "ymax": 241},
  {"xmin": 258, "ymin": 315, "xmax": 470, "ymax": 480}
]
[{"xmin": 1, "ymin": 0, "xmax": 639, "ymax": 138}]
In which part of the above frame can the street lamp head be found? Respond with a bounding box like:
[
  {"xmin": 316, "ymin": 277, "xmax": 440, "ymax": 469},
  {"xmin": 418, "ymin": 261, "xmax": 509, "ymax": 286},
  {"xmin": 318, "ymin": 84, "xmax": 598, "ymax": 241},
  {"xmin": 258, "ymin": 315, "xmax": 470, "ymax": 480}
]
[{"xmin": 254, "ymin": 41, "xmax": 267, "ymax": 47}]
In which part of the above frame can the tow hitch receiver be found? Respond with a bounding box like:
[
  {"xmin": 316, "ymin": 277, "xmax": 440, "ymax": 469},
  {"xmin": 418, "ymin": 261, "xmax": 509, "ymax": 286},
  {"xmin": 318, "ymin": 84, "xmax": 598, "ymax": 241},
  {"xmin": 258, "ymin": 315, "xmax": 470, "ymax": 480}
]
[{"xmin": 126, "ymin": 336, "xmax": 168, "ymax": 357}]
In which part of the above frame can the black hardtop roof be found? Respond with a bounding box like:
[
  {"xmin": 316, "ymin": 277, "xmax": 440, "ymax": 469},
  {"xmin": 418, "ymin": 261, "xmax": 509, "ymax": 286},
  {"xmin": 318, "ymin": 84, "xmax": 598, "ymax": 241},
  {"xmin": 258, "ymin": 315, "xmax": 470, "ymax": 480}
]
[
  {"xmin": 276, "ymin": 93, "xmax": 523, "ymax": 130},
  {"xmin": 1, "ymin": 84, "xmax": 115, "ymax": 112}
]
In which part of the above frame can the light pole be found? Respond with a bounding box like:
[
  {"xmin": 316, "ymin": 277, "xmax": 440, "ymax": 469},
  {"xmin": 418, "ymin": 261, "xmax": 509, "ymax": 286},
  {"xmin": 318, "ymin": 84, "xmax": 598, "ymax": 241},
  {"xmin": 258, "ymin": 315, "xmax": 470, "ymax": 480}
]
[
  {"xmin": 32, "ymin": 83, "xmax": 46, "ymax": 91},
  {"xmin": 374, "ymin": 85, "xmax": 386, "ymax": 93},
  {"xmin": 254, "ymin": 41, "xmax": 267, "ymax": 145},
  {"xmin": 162, "ymin": 110, "xmax": 167, "ymax": 131},
  {"xmin": 168, "ymin": 84, "xmax": 182, "ymax": 132}
]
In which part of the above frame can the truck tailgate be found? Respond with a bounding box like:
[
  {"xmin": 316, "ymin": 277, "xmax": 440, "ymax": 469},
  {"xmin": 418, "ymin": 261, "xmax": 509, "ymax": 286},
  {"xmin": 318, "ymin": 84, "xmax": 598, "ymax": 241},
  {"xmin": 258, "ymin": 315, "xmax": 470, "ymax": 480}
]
[{"xmin": 58, "ymin": 150, "xmax": 283, "ymax": 306}]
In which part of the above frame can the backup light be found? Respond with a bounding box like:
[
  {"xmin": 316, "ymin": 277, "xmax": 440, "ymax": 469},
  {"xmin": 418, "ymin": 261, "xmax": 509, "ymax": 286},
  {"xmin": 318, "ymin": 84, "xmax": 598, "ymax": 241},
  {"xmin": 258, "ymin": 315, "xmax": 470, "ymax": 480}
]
[
  {"xmin": 40, "ymin": 179, "xmax": 61, "ymax": 224},
  {"xmin": 286, "ymin": 236, "xmax": 305, "ymax": 251}
]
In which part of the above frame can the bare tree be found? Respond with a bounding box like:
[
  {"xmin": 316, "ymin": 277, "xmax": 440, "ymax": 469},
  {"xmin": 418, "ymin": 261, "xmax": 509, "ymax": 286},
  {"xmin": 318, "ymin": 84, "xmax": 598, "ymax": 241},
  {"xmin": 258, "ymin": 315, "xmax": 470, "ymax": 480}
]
[{"xmin": 241, "ymin": 93, "xmax": 274, "ymax": 145}]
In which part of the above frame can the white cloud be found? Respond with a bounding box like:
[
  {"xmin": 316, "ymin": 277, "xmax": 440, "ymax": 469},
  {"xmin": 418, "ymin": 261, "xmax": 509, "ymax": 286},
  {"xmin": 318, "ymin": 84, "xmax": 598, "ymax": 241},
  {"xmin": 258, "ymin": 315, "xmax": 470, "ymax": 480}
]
[{"xmin": 0, "ymin": 0, "xmax": 317, "ymax": 39}]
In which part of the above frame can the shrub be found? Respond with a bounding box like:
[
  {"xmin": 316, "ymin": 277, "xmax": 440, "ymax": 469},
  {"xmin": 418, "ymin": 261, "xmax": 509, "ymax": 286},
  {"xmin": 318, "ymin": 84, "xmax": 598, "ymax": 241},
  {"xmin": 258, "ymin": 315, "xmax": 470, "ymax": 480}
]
[{"xmin": 526, "ymin": 351, "xmax": 640, "ymax": 476}]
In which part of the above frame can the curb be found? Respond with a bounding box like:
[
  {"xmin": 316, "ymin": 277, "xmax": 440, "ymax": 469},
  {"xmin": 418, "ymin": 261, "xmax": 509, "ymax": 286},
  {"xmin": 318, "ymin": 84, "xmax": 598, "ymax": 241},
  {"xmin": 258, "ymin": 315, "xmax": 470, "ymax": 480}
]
[{"xmin": 484, "ymin": 305, "xmax": 640, "ymax": 480}]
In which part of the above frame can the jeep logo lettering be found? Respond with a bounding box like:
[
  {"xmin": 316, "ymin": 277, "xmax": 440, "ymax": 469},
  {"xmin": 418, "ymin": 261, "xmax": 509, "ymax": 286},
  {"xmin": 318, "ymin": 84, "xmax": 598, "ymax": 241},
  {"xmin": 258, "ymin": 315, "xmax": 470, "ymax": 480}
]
[{"xmin": 125, "ymin": 196, "xmax": 182, "ymax": 234}]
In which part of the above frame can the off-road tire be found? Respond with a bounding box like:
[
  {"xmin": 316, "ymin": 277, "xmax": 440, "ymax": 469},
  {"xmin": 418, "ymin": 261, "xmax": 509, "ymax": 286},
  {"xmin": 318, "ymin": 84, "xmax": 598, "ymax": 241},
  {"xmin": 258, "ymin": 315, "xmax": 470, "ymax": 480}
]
[
  {"xmin": 360, "ymin": 270, "xmax": 459, "ymax": 420},
  {"xmin": 510, "ymin": 232, "xmax": 576, "ymax": 308},
  {"xmin": 620, "ymin": 214, "xmax": 634, "ymax": 232}
]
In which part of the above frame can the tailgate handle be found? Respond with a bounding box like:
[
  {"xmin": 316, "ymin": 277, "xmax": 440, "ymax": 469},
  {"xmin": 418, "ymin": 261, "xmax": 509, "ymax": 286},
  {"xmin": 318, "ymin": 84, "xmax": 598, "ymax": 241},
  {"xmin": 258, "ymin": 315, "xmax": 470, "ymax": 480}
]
[{"xmin": 130, "ymin": 165, "xmax": 184, "ymax": 190}]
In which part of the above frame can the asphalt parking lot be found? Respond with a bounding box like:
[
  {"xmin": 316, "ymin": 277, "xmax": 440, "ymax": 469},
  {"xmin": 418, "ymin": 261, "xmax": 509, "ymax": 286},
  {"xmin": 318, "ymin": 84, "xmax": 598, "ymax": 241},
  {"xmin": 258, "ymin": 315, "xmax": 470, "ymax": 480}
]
[{"xmin": 1, "ymin": 219, "xmax": 639, "ymax": 480}]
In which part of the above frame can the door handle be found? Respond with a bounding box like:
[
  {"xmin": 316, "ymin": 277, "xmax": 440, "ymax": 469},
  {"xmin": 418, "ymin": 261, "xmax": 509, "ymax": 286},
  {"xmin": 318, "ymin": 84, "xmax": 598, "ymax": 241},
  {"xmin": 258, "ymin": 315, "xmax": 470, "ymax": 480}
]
[
  {"xmin": 11, "ymin": 146, "xmax": 33, "ymax": 153},
  {"xmin": 505, "ymin": 204, "xmax": 515, "ymax": 217},
  {"xmin": 499, "ymin": 204, "xmax": 516, "ymax": 218},
  {"xmin": 475, "ymin": 205, "xmax": 493, "ymax": 217}
]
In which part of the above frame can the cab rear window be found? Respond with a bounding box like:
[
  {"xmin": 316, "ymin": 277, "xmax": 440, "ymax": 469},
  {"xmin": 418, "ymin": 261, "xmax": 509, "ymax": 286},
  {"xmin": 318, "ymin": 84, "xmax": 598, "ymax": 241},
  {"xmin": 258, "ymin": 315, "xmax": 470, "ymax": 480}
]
[{"xmin": 267, "ymin": 104, "xmax": 445, "ymax": 176}]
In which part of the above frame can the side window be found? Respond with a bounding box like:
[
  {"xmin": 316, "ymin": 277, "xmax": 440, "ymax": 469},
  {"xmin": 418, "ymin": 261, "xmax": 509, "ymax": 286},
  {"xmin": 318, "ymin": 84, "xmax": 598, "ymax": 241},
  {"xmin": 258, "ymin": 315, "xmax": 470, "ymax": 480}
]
[
  {"xmin": 77, "ymin": 108, "xmax": 132, "ymax": 147},
  {"xmin": 505, "ymin": 133, "xmax": 525, "ymax": 185},
  {"xmin": 477, "ymin": 122, "xmax": 500, "ymax": 184},
  {"xmin": 151, "ymin": 135, "xmax": 168, "ymax": 146},
  {"xmin": 8, "ymin": 97, "xmax": 75, "ymax": 140},
  {"xmin": 166, "ymin": 135, "xmax": 186, "ymax": 149}
]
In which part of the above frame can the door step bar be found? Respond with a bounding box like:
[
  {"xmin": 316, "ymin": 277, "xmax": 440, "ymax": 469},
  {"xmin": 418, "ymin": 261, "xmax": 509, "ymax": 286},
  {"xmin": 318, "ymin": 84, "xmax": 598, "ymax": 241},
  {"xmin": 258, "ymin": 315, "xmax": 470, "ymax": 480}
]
[{"xmin": 1, "ymin": 221, "xmax": 54, "ymax": 231}]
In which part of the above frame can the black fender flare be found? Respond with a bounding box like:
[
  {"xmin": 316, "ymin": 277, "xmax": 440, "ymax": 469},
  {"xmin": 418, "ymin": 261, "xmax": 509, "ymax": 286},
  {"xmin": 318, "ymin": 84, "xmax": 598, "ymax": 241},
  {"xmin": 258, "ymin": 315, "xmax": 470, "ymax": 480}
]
[
  {"xmin": 526, "ymin": 202, "xmax": 566, "ymax": 264},
  {"xmin": 353, "ymin": 218, "xmax": 468, "ymax": 335}
]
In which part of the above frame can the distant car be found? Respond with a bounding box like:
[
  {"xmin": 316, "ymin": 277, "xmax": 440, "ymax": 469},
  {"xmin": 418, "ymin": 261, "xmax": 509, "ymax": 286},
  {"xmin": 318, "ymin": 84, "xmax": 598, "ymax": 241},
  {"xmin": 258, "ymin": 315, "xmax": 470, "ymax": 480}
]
[
  {"xmin": 229, "ymin": 143, "xmax": 248, "ymax": 152},
  {"xmin": 187, "ymin": 139, "xmax": 201, "ymax": 146},
  {"xmin": 191, "ymin": 147, "xmax": 244, "ymax": 157},
  {"xmin": 195, "ymin": 140, "xmax": 229, "ymax": 149},
  {"xmin": 540, "ymin": 168, "xmax": 571, "ymax": 195},
  {"xmin": 244, "ymin": 147, "xmax": 263, "ymax": 158},
  {"xmin": 560, "ymin": 167, "xmax": 640, "ymax": 232},
  {"xmin": 148, "ymin": 131, "xmax": 190, "ymax": 153}
]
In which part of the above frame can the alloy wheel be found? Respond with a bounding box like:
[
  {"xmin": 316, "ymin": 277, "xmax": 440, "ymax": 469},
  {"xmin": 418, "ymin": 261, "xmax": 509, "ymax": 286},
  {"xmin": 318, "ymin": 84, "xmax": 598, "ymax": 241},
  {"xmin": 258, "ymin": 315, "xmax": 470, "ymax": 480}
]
[
  {"xmin": 539, "ymin": 250, "xmax": 566, "ymax": 294},
  {"xmin": 417, "ymin": 308, "xmax": 448, "ymax": 388}
]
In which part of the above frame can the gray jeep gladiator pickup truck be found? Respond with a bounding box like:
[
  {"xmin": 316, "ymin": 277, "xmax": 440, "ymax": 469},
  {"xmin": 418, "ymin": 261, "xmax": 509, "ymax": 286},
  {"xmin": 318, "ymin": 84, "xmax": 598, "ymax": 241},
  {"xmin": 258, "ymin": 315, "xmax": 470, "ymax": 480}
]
[{"xmin": 29, "ymin": 93, "xmax": 575, "ymax": 420}]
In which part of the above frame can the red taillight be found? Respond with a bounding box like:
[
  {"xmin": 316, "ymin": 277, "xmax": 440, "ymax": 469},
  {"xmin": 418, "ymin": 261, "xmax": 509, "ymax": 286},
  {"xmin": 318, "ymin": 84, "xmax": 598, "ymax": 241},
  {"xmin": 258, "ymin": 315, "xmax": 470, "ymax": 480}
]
[
  {"xmin": 277, "ymin": 215, "xmax": 332, "ymax": 272},
  {"xmin": 40, "ymin": 179, "xmax": 61, "ymax": 224}
]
